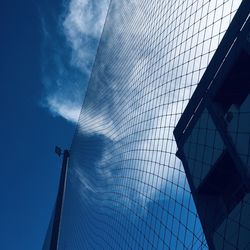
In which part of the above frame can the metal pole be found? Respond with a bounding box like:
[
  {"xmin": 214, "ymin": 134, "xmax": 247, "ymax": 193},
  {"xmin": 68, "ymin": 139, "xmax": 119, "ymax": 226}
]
[{"xmin": 50, "ymin": 150, "xmax": 70, "ymax": 250}]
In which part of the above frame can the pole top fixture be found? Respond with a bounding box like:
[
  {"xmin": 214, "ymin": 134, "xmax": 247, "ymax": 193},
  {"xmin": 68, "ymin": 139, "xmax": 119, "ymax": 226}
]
[
  {"xmin": 55, "ymin": 146, "xmax": 62, "ymax": 157},
  {"xmin": 55, "ymin": 146, "xmax": 70, "ymax": 158}
]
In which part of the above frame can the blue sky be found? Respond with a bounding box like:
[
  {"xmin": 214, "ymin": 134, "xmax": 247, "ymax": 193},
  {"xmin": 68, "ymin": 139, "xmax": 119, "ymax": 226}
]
[{"xmin": 0, "ymin": 0, "xmax": 108, "ymax": 249}]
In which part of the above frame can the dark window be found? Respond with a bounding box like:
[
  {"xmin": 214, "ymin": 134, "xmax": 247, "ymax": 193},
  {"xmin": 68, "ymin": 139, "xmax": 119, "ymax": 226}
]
[
  {"xmin": 214, "ymin": 51, "xmax": 250, "ymax": 115},
  {"xmin": 198, "ymin": 150, "xmax": 245, "ymax": 213}
]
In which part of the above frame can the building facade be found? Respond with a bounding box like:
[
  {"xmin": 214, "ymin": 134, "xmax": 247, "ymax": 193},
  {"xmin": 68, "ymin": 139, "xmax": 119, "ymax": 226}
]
[
  {"xmin": 174, "ymin": 2, "xmax": 250, "ymax": 248},
  {"xmin": 45, "ymin": 0, "xmax": 248, "ymax": 249}
]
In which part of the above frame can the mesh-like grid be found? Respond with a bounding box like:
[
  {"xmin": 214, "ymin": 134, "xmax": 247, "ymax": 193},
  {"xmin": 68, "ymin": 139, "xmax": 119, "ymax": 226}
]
[
  {"xmin": 174, "ymin": 4, "xmax": 250, "ymax": 248},
  {"xmin": 58, "ymin": 0, "xmax": 243, "ymax": 249}
]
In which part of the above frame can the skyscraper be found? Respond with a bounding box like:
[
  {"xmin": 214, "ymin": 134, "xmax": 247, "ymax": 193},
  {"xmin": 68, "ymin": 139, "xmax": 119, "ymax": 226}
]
[
  {"xmin": 174, "ymin": 2, "xmax": 250, "ymax": 248},
  {"xmin": 45, "ymin": 0, "xmax": 249, "ymax": 249}
]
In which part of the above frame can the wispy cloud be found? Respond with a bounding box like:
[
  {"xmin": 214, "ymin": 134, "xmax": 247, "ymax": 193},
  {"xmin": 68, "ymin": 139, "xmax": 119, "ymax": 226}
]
[
  {"xmin": 46, "ymin": 95, "xmax": 81, "ymax": 123},
  {"xmin": 63, "ymin": 0, "xmax": 110, "ymax": 71},
  {"xmin": 41, "ymin": 0, "xmax": 109, "ymax": 123}
]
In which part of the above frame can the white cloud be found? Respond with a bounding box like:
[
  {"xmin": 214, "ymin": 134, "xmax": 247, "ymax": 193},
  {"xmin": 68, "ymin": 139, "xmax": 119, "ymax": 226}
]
[
  {"xmin": 63, "ymin": 0, "xmax": 109, "ymax": 71},
  {"xmin": 46, "ymin": 96, "xmax": 81, "ymax": 123},
  {"xmin": 42, "ymin": 0, "xmax": 110, "ymax": 123},
  {"xmin": 64, "ymin": 0, "xmax": 109, "ymax": 39}
]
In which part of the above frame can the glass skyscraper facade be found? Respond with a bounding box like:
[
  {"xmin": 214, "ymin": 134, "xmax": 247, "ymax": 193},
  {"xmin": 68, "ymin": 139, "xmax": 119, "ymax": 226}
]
[
  {"xmin": 45, "ymin": 0, "xmax": 250, "ymax": 249},
  {"xmin": 174, "ymin": 2, "xmax": 250, "ymax": 248}
]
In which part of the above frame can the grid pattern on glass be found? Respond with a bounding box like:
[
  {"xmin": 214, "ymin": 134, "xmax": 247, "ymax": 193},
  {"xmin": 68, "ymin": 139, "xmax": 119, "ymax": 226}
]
[
  {"xmin": 174, "ymin": 4, "xmax": 250, "ymax": 249},
  {"xmin": 57, "ymin": 0, "xmax": 243, "ymax": 249}
]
